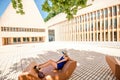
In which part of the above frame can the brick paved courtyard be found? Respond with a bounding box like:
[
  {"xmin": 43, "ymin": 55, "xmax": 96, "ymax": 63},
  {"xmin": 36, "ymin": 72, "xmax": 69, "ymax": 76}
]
[{"xmin": 0, "ymin": 42, "xmax": 120, "ymax": 80}]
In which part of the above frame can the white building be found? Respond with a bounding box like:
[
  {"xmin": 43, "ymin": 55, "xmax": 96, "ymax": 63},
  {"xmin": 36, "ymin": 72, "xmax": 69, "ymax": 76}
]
[
  {"xmin": 46, "ymin": 0, "xmax": 120, "ymax": 42},
  {"xmin": 0, "ymin": 0, "xmax": 46, "ymax": 46}
]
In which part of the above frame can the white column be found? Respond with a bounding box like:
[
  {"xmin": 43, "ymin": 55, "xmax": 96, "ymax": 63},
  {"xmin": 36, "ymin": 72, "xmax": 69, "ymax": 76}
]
[
  {"xmin": 45, "ymin": 27, "xmax": 49, "ymax": 42},
  {"xmin": 108, "ymin": 7, "xmax": 110, "ymax": 41},
  {"xmin": 117, "ymin": 5, "xmax": 119, "ymax": 42},
  {"xmin": 0, "ymin": 37, "xmax": 2, "ymax": 46}
]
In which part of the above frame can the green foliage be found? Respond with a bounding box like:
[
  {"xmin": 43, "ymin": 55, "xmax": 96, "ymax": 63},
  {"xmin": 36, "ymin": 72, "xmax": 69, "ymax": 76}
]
[
  {"xmin": 42, "ymin": 0, "xmax": 88, "ymax": 21},
  {"xmin": 11, "ymin": 0, "xmax": 87, "ymax": 21},
  {"xmin": 11, "ymin": 0, "xmax": 25, "ymax": 15}
]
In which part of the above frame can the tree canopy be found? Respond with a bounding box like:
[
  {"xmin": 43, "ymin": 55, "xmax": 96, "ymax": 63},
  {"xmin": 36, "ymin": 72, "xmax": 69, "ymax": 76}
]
[
  {"xmin": 42, "ymin": 0, "xmax": 87, "ymax": 21},
  {"xmin": 11, "ymin": 0, "xmax": 25, "ymax": 15},
  {"xmin": 11, "ymin": 0, "xmax": 88, "ymax": 21}
]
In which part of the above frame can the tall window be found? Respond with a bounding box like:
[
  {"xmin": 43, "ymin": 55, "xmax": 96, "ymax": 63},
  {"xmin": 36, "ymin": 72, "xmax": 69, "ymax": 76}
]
[
  {"xmin": 109, "ymin": 7, "xmax": 112, "ymax": 16},
  {"xmin": 94, "ymin": 12, "xmax": 96, "ymax": 19},
  {"xmin": 18, "ymin": 38, "xmax": 21, "ymax": 42},
  {"xmin": 39, "ymin": 37, "xmax": 42, "ymax": 41},
  {"xmin": 114, "ymin": 18, "xmax": 117, "ymax": 28},
  {"xmin": 101, "ymin": 9, "xmax": 104, "ymax": 18},
  {"xmin": 114, "ymin": 32, "xmax": 117, "ymax": 41},
  {"xmin": 82, "ymin": 15, "xmax": 84, "ymax": 22},
  {"xmin": 32, "ymin": 37, "xmax": 35, "ymax": 42},
  {"xmin": 98, "ymin": 21, "xmax": 100, "ymax": 30},
  {"xmin": 119, "ymin": 5, "xmax": 120, "ymax": 14},
  {"xmin": 23, "ymin": 37, "xmax": 27, "ymax": 42},
  {"xmin": 88, "ymin": 23, "xmax": 90, "ymax": 31},
  {"xmin": 91, "ymin": 13, "xmax": 93, "ymax": 20},
  {"xmin": 85, "ymin": 23, "xmax": 87, "ymax": 31},
  {"xmin": 105, "ymin": 8, "xmax": 108, "ymax": 17},
  {"xmin": 105, "ymin": 20, "xmax": 108, "ymax": 29},
  {"xmin": 91, "ymin": 33, "xmax": 93, "ymax": 41},
  {"xmin": 97, "ymin": 10, "xmax": 100, "ymax": 19},
  {"xmin": 85, "ymin": 14, "xmax": 87, "ymax": 21},
  {"xmin": 102, "ymin": 20, "xmax": 104, "ymax": 30},
  {"xmin": 27, "ymin": 37, "xmax": 29, "ymax": 42},
  {"xmin": 110, "ymin": 19, "xmax": 112, "ymax": 27},
  {"xmin": 80, "ymin": 16, "xmax": 81, "ymax": 23},
  {"xmin": 13, "ymin": 38, "xmax": 17, "ymax": 43},
  {"xmin": 91, "ymin": 23, "xmax": 93, "ymax": 31},
  {"xmin": 80, "ymin": 25, "xmax": 82, "ymax": 32},
  {"xmin": 113, "ymin": 6, "xmax": 117, "ymax": 16},
  {"xmin": 88, "ymin": 13, "xmax": 90, "ymax": 21}
]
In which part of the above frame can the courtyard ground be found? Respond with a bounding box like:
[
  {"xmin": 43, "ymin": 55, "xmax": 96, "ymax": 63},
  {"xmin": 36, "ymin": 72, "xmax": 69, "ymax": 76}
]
[{"xmin": 0, "ymin": 41, "xmax": 120, "ymax": 80}]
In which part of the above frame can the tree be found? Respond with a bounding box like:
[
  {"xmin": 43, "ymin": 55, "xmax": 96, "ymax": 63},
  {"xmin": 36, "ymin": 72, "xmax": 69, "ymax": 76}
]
[
  {"xmin": 42, "ymin": 0, "xmax": 87, "ymax": 21},
  {"xmin": 11, "ymin": 0, "xmax": 25, "ymax": 15},
  {"xmin": 11, "ymin": 0, "xmax": 87, "ymax": 21}
]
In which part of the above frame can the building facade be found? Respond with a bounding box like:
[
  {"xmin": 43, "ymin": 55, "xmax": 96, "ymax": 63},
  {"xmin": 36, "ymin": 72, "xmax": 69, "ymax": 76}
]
[
  {"xmin": 0, "ymin": 0, "xmax": 46, "ymax": 46},
  {"xmin": 46, "ymin": 0, "xmax": 120, "ymax": 42}
]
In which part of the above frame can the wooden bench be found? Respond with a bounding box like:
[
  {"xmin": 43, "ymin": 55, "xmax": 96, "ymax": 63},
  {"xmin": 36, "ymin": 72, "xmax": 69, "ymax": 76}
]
[
  {"xmin": 105, "ymin": 55, "xmax": 120, "ymax": 80},
  {"xmin": 18, "ymin": 60, "xmax": 77, "ymax": 80}
]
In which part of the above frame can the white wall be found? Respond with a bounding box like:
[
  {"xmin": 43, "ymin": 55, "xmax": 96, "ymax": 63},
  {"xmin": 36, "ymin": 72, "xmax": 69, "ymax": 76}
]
[{"xmin": 0, "ymin": 37, "xmax": 2, "ymax": 46}]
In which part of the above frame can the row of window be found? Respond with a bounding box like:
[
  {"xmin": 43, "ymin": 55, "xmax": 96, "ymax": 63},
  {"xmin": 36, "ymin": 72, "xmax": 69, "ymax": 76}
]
[
  {"xmin": 64, "ymin": 18, "xmax": 118, "ymax": 32},
  {"xmin": 73, "ymin": 5, "xmax": 119, "ymax": 23},
  {"xmin": 1, "ymin": 27, "xmax": 45, "ymax": 32},
  {"xmin": 3, "ymin": 37, "xmax": 44, "ymax": 45},
  {"xmin": 13, "ymin": 37, "xmax": 43, "ymax": 43},
  {"xmin": 63, "ymin": 31, "xmax": 118, "ymax": 41},
  {"xmin": 78, "ymin": 32, "xmax": 117, "ymax": 41}
]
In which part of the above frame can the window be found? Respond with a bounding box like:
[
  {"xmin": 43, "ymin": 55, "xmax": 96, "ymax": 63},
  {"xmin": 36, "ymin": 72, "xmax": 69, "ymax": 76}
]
[
  {"xmin": 119, "ymin": 5, "xmax": 120, "ymax": 14},
  {"xmin": 80, "ymin": 16, "xmax": 81, "ymax": 22},
  {"xmin": 85, "ymin": 15, "xmax": 87, "ymax": 21},
  {"xmin": 91, "ymin": 23, "xmax": 93, "ymax": 31},
  {"xmin": 82, "ymin": 15, "xmax": 84, "ymax": 22},
  {"xmin": 35, "ymin": 37, "xmax": 37, "ymax": 41},
  {"xmin": 88, "ymin": 14, "xmax": 90, "ymax": 21},
  {"xmin": 86, "ymin": 34, "xmax": 87, "ymax": 41},
  {"xmin": 91, "ymin": 13, "xmax": 93, "ymax": 20},
  {"xmin": 80, "ymin": 25, "xmax": 82, "ymax": 32},
  {"xmin": 13, "ymin": 38, "xmax": 17, "ymax": 43},
  {"xmin": 109, "ymin": 7, "xmax": 112, "ymax": 16},
  {"xmin": 105, "ymin": 20, "xmax": 108, "ymax": 29},
  {"xmin": 102, "ymin": 20, "xmax": 104, "ymax": 30},
  {"xmin": 97, "ymin": 11, "xmax": 100, "ymax": 19},
  {"xmin": 39, "ymin": 37, "xmax": 42, "ymax": 41},
  {"xmin": 110, "ymin": 19, "xmax": 112, "ymax": 26},
  {"xmin": 18, "ymin": 38, "xmax": 21, "ymax": 42},
  {"xmin": 32, "ymin": 37, "xmax": 34, "ymax": 41},
  {"xmin": 114, "ymin": 32, "xmax": 117, "ymax": 41},
  {"xmin": 113, "ymin": 6, "xmax": 117, "ymax": 16},
  {"xmin": 4, "ymin": 27, "xmax": 7, "ymax": 31},
  {"xmin": 1, "ymin": 27, "xmax": 3, "ymax": 31},
  {"xmin": 27, "ymin": 37, "xmax": 29, "ymax": 42},
  {"xmin": 85, "ymin": 23, "xmax": 87, "ymax": 31},
  {"xmin": 101, "ymin": 9, "xmax": 104, "ymax": 18},
  {"xmin": 114, "ymin": 18, "xmax": 117, "ymax": 28},
  {"xmin": 91, "ymin": 33, "xmax": 93, "ymax": 41},
  {"xmin": 98, "ymin": 21, "xmax": 100, "ymax": 30},
  {"xmin": 105, "ymin": 8, "xmax": 108, "ymax": 17},
  {"xmin": 94, "ymin": 12, "xmax": 96, "ymax": 19},
  {"xmin": 23, "ymin": 37, "xmax": 27, "ymax": 42},
  {"xmin": 88, "ymin": 23, "xmax": 90, "ymax": 31},
  {"xmin": 106, "ymin": 32, "xmax": 108, "ymax": 41}
]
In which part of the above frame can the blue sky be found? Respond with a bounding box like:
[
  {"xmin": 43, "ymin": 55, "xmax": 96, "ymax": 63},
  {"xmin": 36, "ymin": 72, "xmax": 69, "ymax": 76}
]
[{"xmin": 0, "ymin": 0, "xmax": 48, "ymax": 19}]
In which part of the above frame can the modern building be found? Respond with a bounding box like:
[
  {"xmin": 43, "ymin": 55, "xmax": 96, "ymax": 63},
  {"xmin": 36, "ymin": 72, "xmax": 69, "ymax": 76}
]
[
  {"xmin": 46, "ymin": 0, "xmax": 120, "ymax": 42},
  {"xmin": 0, "ymin": 0, "xmax": 46, "ymax": 46}
]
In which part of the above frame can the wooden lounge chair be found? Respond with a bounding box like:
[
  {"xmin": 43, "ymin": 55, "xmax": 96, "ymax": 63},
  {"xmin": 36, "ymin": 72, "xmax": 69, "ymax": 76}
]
[
  {"xmin": 105, "ymin": 55, "xmax": 120, "ymax": 80},
  {"xmin": 18, "ymin": 59, "xmax": 77, "ymax": 80}
]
